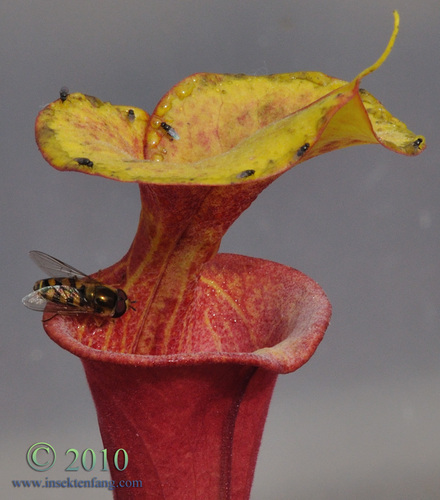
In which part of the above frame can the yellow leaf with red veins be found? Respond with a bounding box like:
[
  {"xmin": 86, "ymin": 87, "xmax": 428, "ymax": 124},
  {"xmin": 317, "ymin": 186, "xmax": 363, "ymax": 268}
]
[
  {"xmin": 35, "ymin": 12, "xmax": 425, "ymax": 187},
  {"xmin": 36, "ymin": 99, "xmax": 148, "ymax": 168}
]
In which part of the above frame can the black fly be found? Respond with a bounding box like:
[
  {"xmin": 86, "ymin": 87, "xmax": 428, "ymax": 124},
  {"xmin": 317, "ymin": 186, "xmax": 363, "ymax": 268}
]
[
  {"xmin": 296, "ymin": 143, "xmax": 310, "ymax": 158},
  {"xmin": 59, "ymin": 87, "xmax": 69, "ymax": 102},
  {"xmin": 160, "ymin": 122, "xmax": 180, "ymax": 141},
  {"xmin": 74, "ymin": 157, "xmax": 94, "ymax": 168},
  {"xmin": 236, "ymin": 169, "xmax": 255, "ymax": 179}
]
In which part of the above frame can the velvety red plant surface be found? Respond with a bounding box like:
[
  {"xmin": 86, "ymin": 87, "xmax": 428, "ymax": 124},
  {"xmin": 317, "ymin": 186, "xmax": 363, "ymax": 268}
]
[{"xmin": 32, "ymin": 12, "xmax": 425, "ymax": 499}]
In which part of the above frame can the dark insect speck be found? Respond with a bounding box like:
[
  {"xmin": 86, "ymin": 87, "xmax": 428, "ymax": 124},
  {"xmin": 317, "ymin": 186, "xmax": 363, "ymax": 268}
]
[
  {"xmin": 296, "ymin": 143, "xmax": 310, "ymax": 157},
  {"xmin": 59, "ymin": 87, "xmax": 69, "ymax": 102},
  {"xmin": 160, "ymin": 122, "xmax": 180, "ymax": 140},
  {"xmin": 413, "ymin": 137, "xmax": 423, "ymax": 148},
  {"xmin": 74, "ymin": 157, "xmax": 94, "ymax": 168},
  {"xmin": 236, "ymin": 169, "xmax": 255, "ymax": 179},
  {"xmin": 128, "ymin": 109, "xmax": 135, "ymax": 121}
]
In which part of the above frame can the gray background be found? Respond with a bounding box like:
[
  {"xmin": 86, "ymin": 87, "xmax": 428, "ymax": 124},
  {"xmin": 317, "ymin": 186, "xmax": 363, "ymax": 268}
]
[{"xmin": 1, "ymin": 1, "xmax": 438, "ymax": 498}]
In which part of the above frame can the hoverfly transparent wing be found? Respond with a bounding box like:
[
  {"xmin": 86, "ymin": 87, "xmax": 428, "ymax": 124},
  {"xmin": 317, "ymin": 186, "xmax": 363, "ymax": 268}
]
[
  {"xmin": 22, "ymin": 286, "xmax": 95, "ymax": 315},
  {"xmin": 29, "ymin": 250, "xmax": 90, "ymax": 279},
  {"xmin": 22, "ymin": 289, "xmax": 49, "ymax": 311}
]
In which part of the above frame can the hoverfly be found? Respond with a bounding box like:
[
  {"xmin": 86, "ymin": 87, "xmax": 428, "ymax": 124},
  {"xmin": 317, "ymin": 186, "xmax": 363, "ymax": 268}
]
[{"xmin": 22, "ymin": 251, "xmax": 132, "ymax": 319}]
